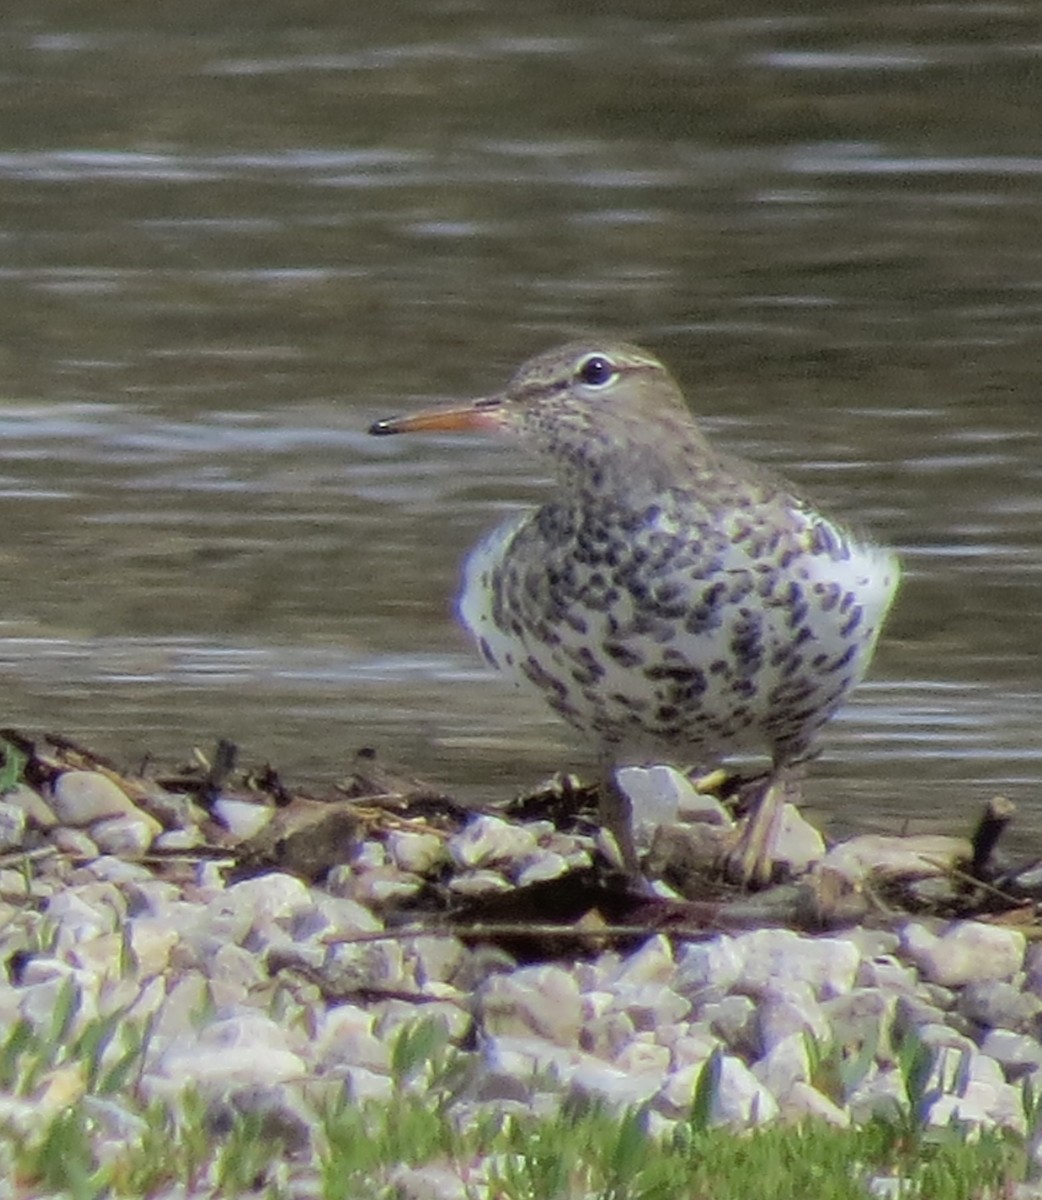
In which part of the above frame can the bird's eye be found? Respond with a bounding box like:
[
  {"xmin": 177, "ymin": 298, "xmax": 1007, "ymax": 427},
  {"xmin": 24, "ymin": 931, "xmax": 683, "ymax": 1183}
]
[{"xmin": 576, "ymin": 354, "xmax": 618, "ymax": 388}]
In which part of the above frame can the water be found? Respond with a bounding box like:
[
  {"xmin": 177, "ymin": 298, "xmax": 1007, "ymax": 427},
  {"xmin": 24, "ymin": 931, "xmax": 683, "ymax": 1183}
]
[{"xmin": 1, "ymin": 1, "xmax": 1040, "ymax": 847}]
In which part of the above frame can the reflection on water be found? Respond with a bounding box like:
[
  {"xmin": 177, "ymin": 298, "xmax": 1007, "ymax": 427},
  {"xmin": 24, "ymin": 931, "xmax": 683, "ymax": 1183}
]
[{"xmin": 0, "ymin": 0, "xmax": 1040, "ymax": 846}]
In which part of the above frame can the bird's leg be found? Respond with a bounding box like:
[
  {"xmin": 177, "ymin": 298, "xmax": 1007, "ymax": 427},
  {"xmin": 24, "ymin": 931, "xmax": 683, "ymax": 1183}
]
[
  {"xmin": 722, "ymin": 763, "xmax": 803, "ymax": 887},
  {"xmin": 597, "ymin": 762, "xmax": 642, "ymax": 876}
]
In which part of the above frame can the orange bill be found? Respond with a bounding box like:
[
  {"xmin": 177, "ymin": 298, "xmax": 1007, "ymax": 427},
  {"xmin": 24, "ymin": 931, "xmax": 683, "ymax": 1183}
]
[{"xmin": 369, "ymin": 398, "xmax": 504, "ymax": 437}]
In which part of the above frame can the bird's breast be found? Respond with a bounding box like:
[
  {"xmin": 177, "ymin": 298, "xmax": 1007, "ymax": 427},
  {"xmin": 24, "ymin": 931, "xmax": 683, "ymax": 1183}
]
[{"xmin": 456, "ymin": 496, "xmax": 898, "ymax": 762}]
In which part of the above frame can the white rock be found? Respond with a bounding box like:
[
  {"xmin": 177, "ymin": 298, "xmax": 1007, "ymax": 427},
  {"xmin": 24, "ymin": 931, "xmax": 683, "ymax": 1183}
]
[
  {"xmin": 149, "ymin": 972, "xmax": 210, "ymax": 1043},
  {"xmin": 19, "ymin": 973, "xmax": 99, "ymax": 1037},
  {"xmin": 0, "ymin": 800, "xmax": 27, "ymax": 850},
  {"xmin": 409, "ymin": 935, "xmax": 467, "ymax": 987},
  {"xmin": 728, "ymin": 929, "xmax": 861, "ymax": 999},
  {"xmin": 900, "ymin": 921, "xmax": 1025, "ymax": 987},
  {"xmin": 609, "ymin": 983, "xmax": 691, "ymax": 1031},
  {"xmin": 152, "ymin": 828, "xmax": 202, "ymax": 851},
  {"xmin": 701, "ymin": 995, "xmax": 758, "ymax": 1052},
  {"xmin": 607, "ymin": 934, "xmax": 675, "ymax": 987},
  {"xmin": 20, "ymin": 956, "xmax": 85, "ymax": 986},
  {"xmin": 375, "ymin": 997, "xmax": 471, "ymax": 1042},
  {"xmin": 844, "ymin": 927, "xmax": 901, "ymax": 959},
  {"xmin": 926, "ymin": 1079, "xmax": 1027, "ymax": 1135},
  {"xmin": 514, "ymin": 851, "xmax": 569, "ymax": 886},
  {"xmin": 81, "ymin": 1095, "xmax": 150, "ymax": 1143},
  {"xmin": 958, "ymin": 980, "xmax": 1042, "ymax": 1030},
  {"xmin": 772, "ymin": 805, "xmax": 826, "ymax": 874},
  {"xmin": 656, "ymin": 1059, "xmax": 712, "ymax": 1117},
  {"xmin": 342, "ymin": 1066, "xmax": 395, "ymax": 1103},
  {"xmin": 675, "ymin": 936, "xmax": 747, "ymax": 1000},
  {"xmin": 316, "ymin": 1005, "xmax": 391, "ymax": 1072},
  {"xmin": 313, "ymin": 893, "xmax": 383, "ymax": 936},
  {"xmin": 712, "ymin": 1055, "xmax": 782, "ymax": 1126},
  {"xmin": 153, "ymin": 1013, "xmax": 305, "ymax": 1095},
  {"xmin": 821, "ymin": 834, "xmax": 971, "ymax": 883},
  {"xmin": 479, "ymin": 1033, "xmax": 582, "ymax": 1081},
  {"xmin": 757, "ymin": 983, "xmax": 830, "ymax": 1051},
  {"xmin": 980, "ymin": 1028, "xmax": 1042, "ymax": 1076},
  {"xmin": 209, "ymin": 943, "xmax": 267, "ymax": 1007},
  {"xmin": 1, "ymin": 783, "xmax": 57, "ymax": 829},
  {"xmin": 447, "ymin": 870, "xmax": 512, "ymax": 896},
  {"xmin": 669, "ymin": 1030, "xmax": 721, "ymax": 1070},
  {"xmin": 46, "ymin": 888, "xmax": 121, "ymax": 941},
  {"xmin": 205, "ymin": 872, "xmax": 317, "ymax": 941},
  {"xmin": 821, "ymin": 989, "xmax": 897, "ymax": 1058},
  {"xmin": 91, "ymin": 812, "xmax": 162, "ymax": 857},
  {"xmin": 616, "ymin": 765, "xmax": 705, "ymax": 834},
  {"xmin": 322, "ymin": 940, "xmax": 409, "ymax": 995},
  {"xmin": 212, "ymin": 798, "xmax": 273, "ymax": 840},
  {"xmin": 343, "ymin": 866, "xmax": 424, "ymax": 907},
  {"xmin": 125, "ymin": 919, "xmax": 179, "ymax": 976},
  {"xmin": 569, "ymin": 1059, "xmax": 665, "ymax": 1109},
  {"xmin": 856, "ymin": 954, "xmax": 919, "ymax": 993},
  {"xmin": 450, "ymin": 814, "xmax": 538, "ymax": 869},
  {"xmin": 386, "ymin": 830, "xmax": 445, "ymax": 874},
  {"xmin": 847, "ymin": 1066, "xmax": 908, "ymax": 1125},
  {"xmin": 351, "ymin": 841, "xmax": 387, "ymax": 870},
  {"xmin": 0, "ymin": 1095, "xmax": 38, "ymax": 1136},
  {"xmin": 479, "ymin": 965, "xmax": 583, "ymax": 1046},
  {"xmin": 917, "ymin": 1025, "xmax": 977, "ymax": 1064},
  {"xmin": 51, "ymin": 827, "xmax": 99, "ymax": 858},
  {"xmin": 101, "ymin": 974, "xmax": 166, "ymax": 1025},
  {"xmin": 68, "ymin": 931, "xmax": 133, "ymax": 981},
  {"xmin": 82, "ymin": 855, "xmax": 153, "ymax": 884},
  {"xmin": 783, "ymin": 1082, "xmax": 850, "ymax": 1126},
  {"xmin": 659, "ymin": 1053, "xmax": 780, "ymax": 1126},
  {"xmin": 752, "ymin": 1031, "xmax": 811, "ymax": 1098},
  {"xmin": 51, "ymin": 771, "xmax": 139, "ymax": 825},
  {"xmin": 613, "ymin": 1039, "xmax": 671, "ymax": 1075},
  {"xmin": 583, "ymin": 1011, "xmax": 635, "ymax": 1060}
]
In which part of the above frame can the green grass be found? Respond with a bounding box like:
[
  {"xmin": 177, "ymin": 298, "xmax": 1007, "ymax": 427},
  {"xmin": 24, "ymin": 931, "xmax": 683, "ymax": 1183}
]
[{"xmin": 0, "ymin": 1007, "xmax": 1030, "ymax": 1199}]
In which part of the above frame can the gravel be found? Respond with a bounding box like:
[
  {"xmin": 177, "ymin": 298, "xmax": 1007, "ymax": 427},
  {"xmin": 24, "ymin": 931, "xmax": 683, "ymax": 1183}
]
[{"xmin": 0, "ymin": 754, "xmax": 1039, "ymax": 1195}]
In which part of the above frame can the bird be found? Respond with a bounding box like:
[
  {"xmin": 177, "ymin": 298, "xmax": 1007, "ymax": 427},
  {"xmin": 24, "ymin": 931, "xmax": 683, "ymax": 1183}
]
[{"xmin": 369, "ymin": 341, "xmax": 900, "ymax": 885}]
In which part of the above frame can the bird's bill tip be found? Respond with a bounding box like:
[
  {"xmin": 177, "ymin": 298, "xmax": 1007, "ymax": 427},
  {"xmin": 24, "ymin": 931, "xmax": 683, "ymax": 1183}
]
[{"xmin": 368, "ymin": 401, "xmax": 503, "ymax": 437}]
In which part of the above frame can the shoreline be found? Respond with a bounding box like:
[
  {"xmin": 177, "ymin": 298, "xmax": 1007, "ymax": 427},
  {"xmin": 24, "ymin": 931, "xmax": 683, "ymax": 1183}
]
[{"xmin": 0, "ymin": 728, "xmax": 1039, "ymax": 1191}]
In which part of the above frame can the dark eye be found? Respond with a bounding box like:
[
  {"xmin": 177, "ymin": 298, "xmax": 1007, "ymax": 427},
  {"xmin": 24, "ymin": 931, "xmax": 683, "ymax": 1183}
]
[{"xmin": 577, "ymin": 354, "xmax": 618, "ymax": 388}]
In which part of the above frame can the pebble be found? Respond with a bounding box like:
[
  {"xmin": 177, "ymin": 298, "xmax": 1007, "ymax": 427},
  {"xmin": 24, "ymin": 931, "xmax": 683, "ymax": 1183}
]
[
  {"xmin": 51, "ymin": 827, "xmax": 99, "ymax": 857},
  {"xmin": 152, "ymin": 828, "xmax": 202, "ymax": 852},
  {"xmin": 2, "ymin": 766, "xmax": 1041, "ymax": 1196},
  {"xmin": 91, "ymin": 811, "xmax": 162, "ymax": 857},
  {"xmin": 50, "ymin": 771, "xmax": 141, "ymax": 825},
  {"xmin": 450, "ymin": 814, "xmax": 539, "ymax": 869},
  {"xmin": 515, "ymin": 850, "xmax": 569, "ymax": 885},
  {"xmin": 710, "ymin": 1055, "xmax": 781, "ymax": 1126},
  {"xmin": 751, "ymin": 1031, "xmax": 810, "ymax": 1098},
  {"xmin": 901, "ymin": 921, "xmax": 1026, "ymax": 987},
  {"xmin": 386, "ymin": 829, "xmax": 445, "ymax": 874},
  {"xmin": 212, "ymin": 797, "xmax": 274, "ymax": 840},
  {"xmin": 0, "ymin": 801, "xmax": 27, "ymax": 851},
  {"xmin": 480, "ymin": 965, "xmax": 583, "ymax": 1045},
  {"xmin": 447, "ymin": 869, "xmax": 512, "ymax": 896},
  {"xmin": 821, "ymin": 834, "xmax": 972, "ymax": 882},
  {"xmin": 1, "ymin": 783, "xmax": 57, "ymax": 829},
  {"xmin": 153, "ymin": 1013, "xmax": 307, "ymax": 1097}
]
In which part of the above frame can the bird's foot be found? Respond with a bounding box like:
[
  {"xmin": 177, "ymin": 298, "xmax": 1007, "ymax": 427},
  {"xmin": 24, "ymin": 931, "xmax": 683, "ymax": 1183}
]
[{"xmin": 721, "ymin": 769, "xmax": 801, "ymax": 888}]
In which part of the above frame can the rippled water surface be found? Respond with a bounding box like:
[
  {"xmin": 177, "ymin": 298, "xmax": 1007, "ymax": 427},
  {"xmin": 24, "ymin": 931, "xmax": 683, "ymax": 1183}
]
[{"xmin": 1, "ymin": 1, "xmax": 1041, "ymax": 845}]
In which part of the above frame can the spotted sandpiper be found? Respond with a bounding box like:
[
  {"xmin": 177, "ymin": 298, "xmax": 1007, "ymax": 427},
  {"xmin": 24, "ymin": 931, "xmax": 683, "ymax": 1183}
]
[{"xmin": 370, "ymin": 342, "xmax": 900, "ymax": 884}]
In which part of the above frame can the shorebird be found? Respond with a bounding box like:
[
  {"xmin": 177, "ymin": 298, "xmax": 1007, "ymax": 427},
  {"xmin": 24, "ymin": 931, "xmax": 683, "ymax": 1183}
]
[{"xmin": 369, "ymin": 342, "xmax": 899, "ymax": 884}]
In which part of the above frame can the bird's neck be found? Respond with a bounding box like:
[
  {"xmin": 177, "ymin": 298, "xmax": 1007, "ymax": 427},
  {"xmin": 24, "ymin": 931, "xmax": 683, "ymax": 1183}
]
[{"xmin": 537, "ymin": 410, "xmax": 717, "ymax": 498}]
